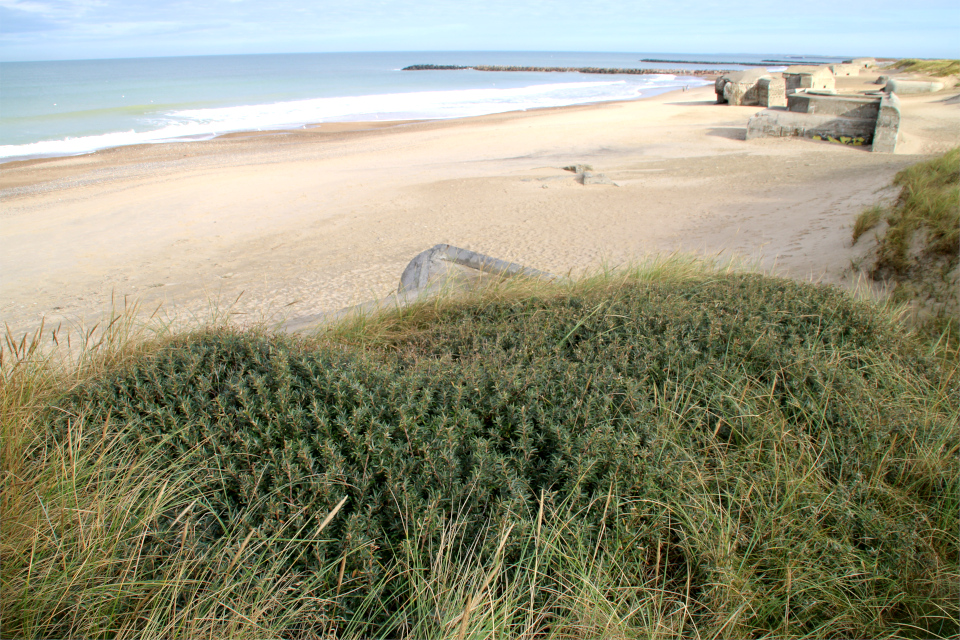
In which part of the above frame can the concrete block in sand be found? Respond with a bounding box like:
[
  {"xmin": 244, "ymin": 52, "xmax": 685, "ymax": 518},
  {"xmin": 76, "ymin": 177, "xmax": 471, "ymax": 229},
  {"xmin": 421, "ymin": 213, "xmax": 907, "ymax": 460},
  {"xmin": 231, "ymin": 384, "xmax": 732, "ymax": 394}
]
[
  {"xmin": 884, "ymin": 79, "xmax": 945, "ymax": 94},
  {"xmin": 398, "ymin": 243, "xmax": 556, "ymax": 296},
  {"xmin": 581, "ymin": 171, "xmax": 617, "ymax": 186}
]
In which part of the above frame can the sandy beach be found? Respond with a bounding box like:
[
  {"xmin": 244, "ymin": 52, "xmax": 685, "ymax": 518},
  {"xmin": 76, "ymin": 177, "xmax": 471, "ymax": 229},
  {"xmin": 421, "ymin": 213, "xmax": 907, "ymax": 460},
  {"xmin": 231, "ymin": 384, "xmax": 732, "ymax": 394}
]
[{"xmin": 2, "ymin": 73, "xmax": 958, "ymax": 338}]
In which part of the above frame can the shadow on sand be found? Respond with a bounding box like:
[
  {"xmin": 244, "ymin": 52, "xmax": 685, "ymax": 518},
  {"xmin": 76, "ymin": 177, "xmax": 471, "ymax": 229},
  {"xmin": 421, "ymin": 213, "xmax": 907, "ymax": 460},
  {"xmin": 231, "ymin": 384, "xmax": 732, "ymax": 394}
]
[{"xmin": 664, "ymin": 100, "xmax": 718, "ymax": 106}]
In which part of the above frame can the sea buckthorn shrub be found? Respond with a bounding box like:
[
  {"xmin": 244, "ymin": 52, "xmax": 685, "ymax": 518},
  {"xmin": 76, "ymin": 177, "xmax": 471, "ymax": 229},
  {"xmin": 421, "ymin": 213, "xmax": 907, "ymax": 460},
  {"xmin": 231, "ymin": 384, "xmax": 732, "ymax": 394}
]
[{"xmin": 48, "ymin": 273, "xmax": 957, "ymax": 634}]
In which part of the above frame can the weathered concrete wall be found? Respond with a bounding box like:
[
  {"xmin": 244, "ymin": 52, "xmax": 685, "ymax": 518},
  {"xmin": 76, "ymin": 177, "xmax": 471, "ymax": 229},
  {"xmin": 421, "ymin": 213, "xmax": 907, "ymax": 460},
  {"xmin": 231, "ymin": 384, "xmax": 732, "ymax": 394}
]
[
  {"xmin": 845, "ymin": 57, "xmax": 877, "ymax": 68},
  {"xmin": 747, "ymin": 110, "xmax": 875, "ymax": 143},
  {"xmin": 872, "ymin": 93, "xmax": 901, "ymax": 153},
  {"xmin": 757, "ymin": 76, "xmax": 787, "ymax": 107},
  {"xmin": 746, "ymin": 91, "xmax": 900, "ymax": 152},
  {"xmin": 884, "ymin": 79, "xmax": 945, "ymax": 94},
  {"xmin": 829, "ymin": 63, "xmax": 860, "ymax": 77}
]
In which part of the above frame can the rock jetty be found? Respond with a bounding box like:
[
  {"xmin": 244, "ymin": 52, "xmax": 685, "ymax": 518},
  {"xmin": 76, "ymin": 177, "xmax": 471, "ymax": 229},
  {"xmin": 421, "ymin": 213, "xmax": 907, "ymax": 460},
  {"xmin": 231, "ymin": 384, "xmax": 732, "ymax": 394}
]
[
  {"xmin": 640, "ymin": 58, "xmax": 773, "ymax": 66},
  {"xmin": 402, "ymin": 64, "xmax": 727, "ymax": 76}
]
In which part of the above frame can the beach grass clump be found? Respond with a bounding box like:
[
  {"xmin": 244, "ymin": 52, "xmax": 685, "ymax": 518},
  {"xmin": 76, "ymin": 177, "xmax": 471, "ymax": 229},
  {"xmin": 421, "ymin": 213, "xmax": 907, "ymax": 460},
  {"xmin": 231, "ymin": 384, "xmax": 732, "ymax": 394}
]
[
  {"xmin": 890, "ymin": 58, "xmax": 960, "ymax": 77},
  {"xmin": 853, "ymin": 148, "xmax": 959, "ymax": 342},
  {"xmin": 3, "ymin": 265, "xmax": 958, "ymax": 639}
]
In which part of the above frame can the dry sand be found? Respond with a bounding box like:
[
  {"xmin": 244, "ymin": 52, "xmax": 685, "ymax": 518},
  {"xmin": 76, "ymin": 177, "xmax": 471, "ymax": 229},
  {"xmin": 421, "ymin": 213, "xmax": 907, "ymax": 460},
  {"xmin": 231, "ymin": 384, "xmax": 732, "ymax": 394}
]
[{"xmin": 2, "ymin": 73, "xmax": 958, "ymax": 338}]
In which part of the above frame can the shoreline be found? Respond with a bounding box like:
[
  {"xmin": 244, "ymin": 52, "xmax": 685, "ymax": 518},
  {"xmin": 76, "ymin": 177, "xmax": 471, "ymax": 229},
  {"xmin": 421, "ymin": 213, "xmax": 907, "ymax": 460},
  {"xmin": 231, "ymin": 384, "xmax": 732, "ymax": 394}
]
[
  {"xmin": 2, "ymin": 75, "xmax": 958, "ymax": 338},
  {"xmin": 0, "ymin": 78, "xmax": 715, "ymax": 169},
  {"xmin": 1, "ymin": 82, "xmax": 713, "ymax": 186}
]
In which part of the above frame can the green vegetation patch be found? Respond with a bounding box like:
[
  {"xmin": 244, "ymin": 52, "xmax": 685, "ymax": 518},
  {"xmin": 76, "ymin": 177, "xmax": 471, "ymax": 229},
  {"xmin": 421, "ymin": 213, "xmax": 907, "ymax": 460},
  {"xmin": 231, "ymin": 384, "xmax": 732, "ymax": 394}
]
[
  {"xmin": 812, "ymin": 134, "xmax": 866, "ymax": 146},
  {"xmin": 27, "ymin": 272, "xmax": 957, "ymax": 637},
  {"xmin": 891, "ymin": 58, "xmax": 960, "ymax": 77}
]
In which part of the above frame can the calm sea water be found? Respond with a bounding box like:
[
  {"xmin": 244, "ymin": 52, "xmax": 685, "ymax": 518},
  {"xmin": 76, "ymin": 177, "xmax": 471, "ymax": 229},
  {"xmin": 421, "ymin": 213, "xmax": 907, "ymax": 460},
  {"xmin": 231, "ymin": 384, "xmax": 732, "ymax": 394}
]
[{"xmin": 0, "ymin": 51, "xmax": 845, "ymax": 161}]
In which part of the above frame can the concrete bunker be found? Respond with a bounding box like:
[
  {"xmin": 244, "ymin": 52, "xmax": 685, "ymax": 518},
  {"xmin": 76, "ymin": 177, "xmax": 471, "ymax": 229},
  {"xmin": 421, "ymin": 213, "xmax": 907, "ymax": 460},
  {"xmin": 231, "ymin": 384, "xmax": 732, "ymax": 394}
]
[
  {"xmin": 715, "ymin": 69, "xmax": 786, "ymax": 107},
  {"xmin": 746, "ymin": 90, "xmax": 901, "ymax": 152},
  {"xmin": 783, "ymin": 65, "xmax": 836, "ymax": 94},
  {"xmin": 829, "ymin": 63, "xmax": 861, "ymax": 77}
]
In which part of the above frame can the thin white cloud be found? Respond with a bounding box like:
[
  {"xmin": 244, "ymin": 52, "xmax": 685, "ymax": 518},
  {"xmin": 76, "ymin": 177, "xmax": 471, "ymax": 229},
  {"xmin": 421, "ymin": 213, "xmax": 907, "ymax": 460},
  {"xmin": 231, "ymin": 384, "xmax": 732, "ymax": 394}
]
[
  {"xmin": 0, "ymin": 0, "xmax": 54, "ymax": 13},
  {"xmin": 0, "ymin": 0, "xmax": 105, "ymax": 16}
]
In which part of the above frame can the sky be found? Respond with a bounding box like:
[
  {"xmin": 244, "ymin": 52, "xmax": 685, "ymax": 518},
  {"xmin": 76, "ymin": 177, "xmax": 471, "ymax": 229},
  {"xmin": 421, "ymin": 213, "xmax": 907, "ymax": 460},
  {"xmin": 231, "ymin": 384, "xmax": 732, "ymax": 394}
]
[{"xmin": 1, "ymin": 0, "xmax": 957, "ymax": 62}]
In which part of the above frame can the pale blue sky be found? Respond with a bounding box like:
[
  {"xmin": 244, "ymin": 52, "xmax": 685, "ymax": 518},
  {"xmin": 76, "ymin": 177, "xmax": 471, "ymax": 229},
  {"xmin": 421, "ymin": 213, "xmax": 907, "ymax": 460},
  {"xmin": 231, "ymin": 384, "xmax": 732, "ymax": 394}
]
[{"xmin": 1, "ymin": 0, "xmax": 957, "ymax": 61}]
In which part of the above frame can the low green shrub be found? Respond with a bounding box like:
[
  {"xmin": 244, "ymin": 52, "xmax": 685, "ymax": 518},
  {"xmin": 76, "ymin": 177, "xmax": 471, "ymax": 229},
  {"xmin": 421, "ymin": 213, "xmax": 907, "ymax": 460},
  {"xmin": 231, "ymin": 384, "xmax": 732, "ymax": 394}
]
[{"xmin": 40, "ymin": 272, "xmax": 958, "ymax": 637}]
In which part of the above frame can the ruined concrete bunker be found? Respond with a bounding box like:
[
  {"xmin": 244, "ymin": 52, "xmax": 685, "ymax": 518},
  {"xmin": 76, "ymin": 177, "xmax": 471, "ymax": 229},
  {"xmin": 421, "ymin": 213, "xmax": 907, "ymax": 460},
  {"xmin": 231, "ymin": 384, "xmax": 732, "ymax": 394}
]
[{"xmin": 746, "ymin": 90, "xmax": 901, "ymax": 152}]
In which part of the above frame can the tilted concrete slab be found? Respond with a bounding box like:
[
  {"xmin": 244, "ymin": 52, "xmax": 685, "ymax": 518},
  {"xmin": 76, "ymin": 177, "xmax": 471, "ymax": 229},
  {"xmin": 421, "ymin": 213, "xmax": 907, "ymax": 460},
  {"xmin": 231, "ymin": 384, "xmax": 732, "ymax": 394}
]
[
  {"xmin": 280, "ymin": 244, "xmax": 558, "ymax": 334},
  {"xmin": 398, "ymin": 243, "xmax": 557, "ymax": 296}
]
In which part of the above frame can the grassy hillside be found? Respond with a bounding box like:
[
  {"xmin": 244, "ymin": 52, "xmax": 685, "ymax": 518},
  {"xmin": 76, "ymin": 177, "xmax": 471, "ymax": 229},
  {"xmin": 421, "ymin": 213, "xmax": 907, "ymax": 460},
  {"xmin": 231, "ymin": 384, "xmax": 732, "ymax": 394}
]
[
  {"xmin": 889, "ymin": 59, "xmax": 960, "ymax": 77},
  {"xmin": 2, "ymin": 265, "xmax": 958, "ymax": 639}
]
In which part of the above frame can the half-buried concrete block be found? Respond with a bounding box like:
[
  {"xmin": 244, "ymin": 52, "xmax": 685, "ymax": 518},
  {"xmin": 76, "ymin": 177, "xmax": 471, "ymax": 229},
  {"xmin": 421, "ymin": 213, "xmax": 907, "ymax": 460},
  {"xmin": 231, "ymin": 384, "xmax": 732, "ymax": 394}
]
[
  {"xmin": 884, "ymin": 79, "xmax": 945, "ymax": 94},
  {"xmin": 398, "ymin": 244, "xmax": 557, "ymax": 297}
]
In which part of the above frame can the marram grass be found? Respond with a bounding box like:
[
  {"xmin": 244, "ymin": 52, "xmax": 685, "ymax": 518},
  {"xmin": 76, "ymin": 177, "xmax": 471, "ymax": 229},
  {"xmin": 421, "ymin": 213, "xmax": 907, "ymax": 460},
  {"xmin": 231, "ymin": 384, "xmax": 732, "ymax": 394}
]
[
  {"xmin": 853, "ymin": 148, "xmax": 959, "ymax": 346},
  {"xmin": 2, "ymin": 262, "xmax": 958, "ymax": 639}
]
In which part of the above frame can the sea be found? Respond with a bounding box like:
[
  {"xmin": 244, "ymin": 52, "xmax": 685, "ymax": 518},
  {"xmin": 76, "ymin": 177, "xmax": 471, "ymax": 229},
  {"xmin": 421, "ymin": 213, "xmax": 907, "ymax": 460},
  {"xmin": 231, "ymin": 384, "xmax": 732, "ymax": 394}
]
[{"xmin": 0, "ymin": 51, "xmax": 849, "ymax": 162}]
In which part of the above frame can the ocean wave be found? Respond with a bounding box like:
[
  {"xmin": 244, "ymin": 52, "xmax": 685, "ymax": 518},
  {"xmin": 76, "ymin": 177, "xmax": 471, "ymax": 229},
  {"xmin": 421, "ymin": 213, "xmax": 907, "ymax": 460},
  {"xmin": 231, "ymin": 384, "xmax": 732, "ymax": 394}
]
[{"xmin": 0, "ymin": 77, "xmax": 707, "ymax": 161}]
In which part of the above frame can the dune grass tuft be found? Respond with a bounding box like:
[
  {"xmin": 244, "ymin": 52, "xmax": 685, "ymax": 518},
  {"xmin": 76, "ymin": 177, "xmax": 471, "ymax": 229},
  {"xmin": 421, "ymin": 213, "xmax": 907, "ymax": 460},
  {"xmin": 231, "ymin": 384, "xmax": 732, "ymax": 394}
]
[{"xmin": 3, "ymin": 261, "xmax": 958, "ymax": 639}]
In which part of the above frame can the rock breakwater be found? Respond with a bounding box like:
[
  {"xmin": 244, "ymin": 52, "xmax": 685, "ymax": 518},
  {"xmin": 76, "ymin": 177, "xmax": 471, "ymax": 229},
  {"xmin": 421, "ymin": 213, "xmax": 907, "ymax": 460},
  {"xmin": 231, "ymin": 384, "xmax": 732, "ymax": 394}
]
[{"xmin": 402, "ymin": 64, "xmax": 726, "ymax": 76}]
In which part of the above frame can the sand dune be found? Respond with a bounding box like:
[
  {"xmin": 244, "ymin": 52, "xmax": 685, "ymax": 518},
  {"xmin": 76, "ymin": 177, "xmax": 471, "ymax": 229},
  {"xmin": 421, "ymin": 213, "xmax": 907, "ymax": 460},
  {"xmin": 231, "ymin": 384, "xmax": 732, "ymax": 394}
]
[{"xmin": 2, "ymin": 75, "xmax": 958, "ymax": 337}]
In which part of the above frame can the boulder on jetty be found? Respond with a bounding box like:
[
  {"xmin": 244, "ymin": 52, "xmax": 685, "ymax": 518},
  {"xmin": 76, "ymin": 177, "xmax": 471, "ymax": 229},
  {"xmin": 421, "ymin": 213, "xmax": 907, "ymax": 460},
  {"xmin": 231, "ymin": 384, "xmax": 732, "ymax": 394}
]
[
  {"xmin": 402, "ymin": 64, "xmax": 726, "ymax": 77},
  {"xmin": 715, "ymin": 69, "xmax": 785, "ymax": 107}
]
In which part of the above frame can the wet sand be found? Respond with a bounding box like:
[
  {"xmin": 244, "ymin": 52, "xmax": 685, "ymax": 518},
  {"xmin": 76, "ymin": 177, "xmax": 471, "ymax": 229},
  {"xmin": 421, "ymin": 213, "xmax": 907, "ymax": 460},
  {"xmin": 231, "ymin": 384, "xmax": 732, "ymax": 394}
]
[{"xmin": 2, "ymin": 73, "xmax": 958, "ymax": 337}]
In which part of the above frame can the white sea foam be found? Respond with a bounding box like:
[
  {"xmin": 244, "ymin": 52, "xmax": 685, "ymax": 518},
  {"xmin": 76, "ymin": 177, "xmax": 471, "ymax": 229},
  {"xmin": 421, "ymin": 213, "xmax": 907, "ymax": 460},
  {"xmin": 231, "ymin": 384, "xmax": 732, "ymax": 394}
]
[{"xmin": 0, "ymin": 77, "xmax": 706, "ymax": 161}]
